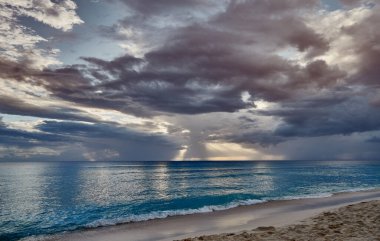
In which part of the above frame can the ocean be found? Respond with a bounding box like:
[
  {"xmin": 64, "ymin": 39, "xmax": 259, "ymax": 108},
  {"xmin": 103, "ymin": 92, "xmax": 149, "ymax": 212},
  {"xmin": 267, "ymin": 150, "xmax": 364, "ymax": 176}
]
[{"xmin": 1, "ymin": 160, "xmax": 380, "ymax": 240}]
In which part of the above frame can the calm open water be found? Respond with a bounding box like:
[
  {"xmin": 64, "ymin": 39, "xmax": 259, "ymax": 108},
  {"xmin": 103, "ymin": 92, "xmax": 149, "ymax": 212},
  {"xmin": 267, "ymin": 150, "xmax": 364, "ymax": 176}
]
[{"xmin": 1, "ymin": 161, "xmax": 380, "ymax": 240}]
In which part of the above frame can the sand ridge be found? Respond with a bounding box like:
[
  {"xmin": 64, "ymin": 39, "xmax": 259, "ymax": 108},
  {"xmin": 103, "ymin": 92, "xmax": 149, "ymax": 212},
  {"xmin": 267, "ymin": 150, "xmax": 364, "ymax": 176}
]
[{"xmin": 178, "ymin": 200, "xmax": 380, "ymax": 241}]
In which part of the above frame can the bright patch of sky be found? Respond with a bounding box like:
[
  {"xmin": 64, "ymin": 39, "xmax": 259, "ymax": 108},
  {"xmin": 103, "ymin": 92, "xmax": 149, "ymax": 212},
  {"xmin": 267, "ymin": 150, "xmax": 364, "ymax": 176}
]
[
  {"xmin": 321, "ymin": 0, "xmax": 344, "ymax": 10},
  {"xmin": 19, "ymin": 0, "xmax": 129, "ymax": 65}
]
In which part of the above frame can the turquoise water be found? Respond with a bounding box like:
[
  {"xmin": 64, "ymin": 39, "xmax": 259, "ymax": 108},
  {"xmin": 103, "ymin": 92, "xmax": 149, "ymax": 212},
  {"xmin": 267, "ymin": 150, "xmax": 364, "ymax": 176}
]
[{"xmin": 1, "ymin": 161, "xmax": 380, "ymax": 240}]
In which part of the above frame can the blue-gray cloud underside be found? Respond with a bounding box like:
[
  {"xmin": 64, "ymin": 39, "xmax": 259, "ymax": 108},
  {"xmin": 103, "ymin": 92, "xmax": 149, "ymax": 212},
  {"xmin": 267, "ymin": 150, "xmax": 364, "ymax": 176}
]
[{"xmin": 1, "ymin": 0, "xmax": 380, "ymax": 161}]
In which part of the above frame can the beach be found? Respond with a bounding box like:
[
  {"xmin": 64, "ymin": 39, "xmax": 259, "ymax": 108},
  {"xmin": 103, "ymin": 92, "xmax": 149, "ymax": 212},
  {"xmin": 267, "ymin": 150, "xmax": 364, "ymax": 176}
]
[
  {"xmin": 178, "ymin": 200, "xmax": 380, "ymax": 241},
  {"xmin": 40, "ymin": 189, "xmax": 380, "ymax": 241}
]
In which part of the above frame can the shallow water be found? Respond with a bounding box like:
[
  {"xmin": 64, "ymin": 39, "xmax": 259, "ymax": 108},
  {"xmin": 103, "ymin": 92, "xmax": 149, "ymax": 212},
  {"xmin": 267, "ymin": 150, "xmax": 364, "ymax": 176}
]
[{"xmin": 1, "ymin": 160, "xmax": 380, "ymax": 240}]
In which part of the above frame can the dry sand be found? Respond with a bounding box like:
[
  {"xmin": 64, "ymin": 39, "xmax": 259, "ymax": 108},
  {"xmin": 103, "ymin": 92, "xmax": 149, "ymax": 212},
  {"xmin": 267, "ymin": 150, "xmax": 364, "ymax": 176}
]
[
  {"xmin": 177, "ymin": 200, "xmax": 380, "ymax": 241},
  {"xmin": 40, "ymin": 189, "xmax": 380, "ymax": 241}
]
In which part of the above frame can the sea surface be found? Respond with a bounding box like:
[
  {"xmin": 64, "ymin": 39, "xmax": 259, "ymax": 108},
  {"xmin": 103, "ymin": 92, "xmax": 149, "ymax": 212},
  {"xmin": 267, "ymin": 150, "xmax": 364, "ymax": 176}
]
[{"xmin": 1, "ymin": 160, "xmax": 380, "ymax": 240}]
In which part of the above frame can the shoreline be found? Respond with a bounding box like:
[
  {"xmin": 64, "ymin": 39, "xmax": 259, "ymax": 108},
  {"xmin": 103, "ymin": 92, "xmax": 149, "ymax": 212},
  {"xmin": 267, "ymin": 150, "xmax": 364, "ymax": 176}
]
[
  {"xmin": 178, "ymin": 199, "xmax": 380, "ymax": 241},
  {"xmin": 34, "ymin": 188, "xmax": 380, "ymax": 241},
  {"xmin": 78, "ymin": 187, "xmax": 377, "ymax": 229}
]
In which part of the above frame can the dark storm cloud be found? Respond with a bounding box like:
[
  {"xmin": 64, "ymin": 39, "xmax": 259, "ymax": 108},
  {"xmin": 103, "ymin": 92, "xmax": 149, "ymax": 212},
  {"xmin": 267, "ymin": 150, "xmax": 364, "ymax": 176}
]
[
  {"xmin": 226, "ymin": 93, "xmax": 380, "ymax": 147},
  {"xmin": 2, "ymin": 0, "xmax": 343, "ymax": 117},
  {"xmin": 41, "ymin": 0, "xmax": 339, "ymax": 115},
  {"xmin": 342, "ymin": 8, "xmax": 380, "ymax": 87},
  {"xmin": 36, "ymin": 120, "xmax": 169, "ymax": 142},
  {"xmin": 222, "ymin": 131, "xmax": 285, "ymax": 147},
  {"xmin": 81, "ymin": 55, "xmax": 142, "ymax": 75},
  {"xmin": 0, "ymin": 118, "xmax": 181, "ymax": 161},
  {"xmin": 2, "ymin": 0, "xmax": 380, "ymax": 160},
  {"xmin": 0, "ymin": 118, "xmax": 68, "ymax": 147},
  {"xmin": 210, "ymin": 0, "xmax": 328, "ymax": 57},
  {"xmin": 36, "ymin": 121, "xmax": 181, "ymax": 161},
  {"xmin": 0, "ymin": 95, "xmax": 98, "ymax": 122},
  {"xmin": 0, "ymin": 58, "xmax": 153, "ymax": 118},
  {"xmin": 257, "ymin": 5, "xmax": 380, "ymax": 141},
  {"xmin": 220, "ymin": 81, "xmax": 380, "ymax": 146},
  {"xmin": 40, "ymin": 65, "xmax": 156, "ymax": 117},
  {"xmin": 366, "ymin": 136, "xmax": 380, "ymax": 143},
  {"xmin": 0, "ymin": 59, "xmax": 34, "ymax": 81},
  {"xmin": 32, "ymin": 50, "xmax": 252, "ymax": 115},
  {"xmin": 100, "ymin": 0, "xmax": 227, "ymax": 47},
  {"xmin": 0, "ymin": 59, "xmax": 101, "ymax": 122},
  {"xmin": 273, "ymin": 101, "xmax": 380, "ymax": 138}
]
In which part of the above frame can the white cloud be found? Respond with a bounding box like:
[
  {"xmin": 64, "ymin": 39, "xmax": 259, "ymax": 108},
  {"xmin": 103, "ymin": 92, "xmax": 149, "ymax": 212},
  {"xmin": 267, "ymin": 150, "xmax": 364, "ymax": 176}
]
[
  {"xmin": 0, "ymin": 0, "xmax": 83, "ymax": 69},
  {"xmin": 0, "ymin": 0, "xmax": 83, "ymax": 31},
  {"xmin": 305, "ymin": 6, "xmax": 372, "ymax": 74}
]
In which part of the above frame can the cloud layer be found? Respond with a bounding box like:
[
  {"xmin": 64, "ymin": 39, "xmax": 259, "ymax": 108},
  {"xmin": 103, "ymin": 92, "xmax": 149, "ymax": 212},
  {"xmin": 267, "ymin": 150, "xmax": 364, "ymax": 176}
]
[{"xmin": 1, "ymin": 0, "xmax": 380, "ymax": 161}]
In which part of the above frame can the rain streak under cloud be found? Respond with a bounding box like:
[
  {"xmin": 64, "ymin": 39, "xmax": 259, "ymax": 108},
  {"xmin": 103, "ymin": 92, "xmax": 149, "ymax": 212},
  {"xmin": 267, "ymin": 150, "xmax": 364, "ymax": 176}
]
[{"xmin": 0, "ymin": 0, "xmax": 380, "ymax": 161}]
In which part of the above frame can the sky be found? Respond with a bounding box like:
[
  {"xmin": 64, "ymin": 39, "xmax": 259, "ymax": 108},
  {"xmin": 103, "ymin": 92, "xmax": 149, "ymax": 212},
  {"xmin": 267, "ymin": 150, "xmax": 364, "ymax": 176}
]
[{"xmin": 0, "ymin": 0, "xmax": 379, "ymax": 161}]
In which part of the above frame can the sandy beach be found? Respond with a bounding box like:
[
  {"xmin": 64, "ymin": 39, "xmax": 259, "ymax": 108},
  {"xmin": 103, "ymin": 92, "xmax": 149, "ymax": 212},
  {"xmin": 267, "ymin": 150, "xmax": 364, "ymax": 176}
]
[
  {"xmin": 38, "ymin": 189, "xmax": 380, "ymax": 241},
  {"xmin": 178, "ymin": 200, "xmax": 380, "ymax": 241}
]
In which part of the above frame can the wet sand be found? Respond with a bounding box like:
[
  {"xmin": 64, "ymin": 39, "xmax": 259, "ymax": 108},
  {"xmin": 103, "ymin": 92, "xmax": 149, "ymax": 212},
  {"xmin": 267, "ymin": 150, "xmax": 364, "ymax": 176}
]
[{"xmin": 40, "ymin": 189, "xmax": 380, "ymax": 241}]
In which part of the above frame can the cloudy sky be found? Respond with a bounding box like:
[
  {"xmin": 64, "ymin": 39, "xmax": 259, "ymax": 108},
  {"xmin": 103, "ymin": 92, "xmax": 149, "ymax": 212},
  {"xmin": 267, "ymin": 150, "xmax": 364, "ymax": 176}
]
[{"xmin": 0, "ymin": 0, "xmax": 379, "ymax": 161}]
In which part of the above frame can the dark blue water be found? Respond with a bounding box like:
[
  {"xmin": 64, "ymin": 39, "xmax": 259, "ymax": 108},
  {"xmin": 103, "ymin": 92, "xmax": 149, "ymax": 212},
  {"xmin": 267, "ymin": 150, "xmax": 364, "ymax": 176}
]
[{"xmin": 1, "ymin": 161, "xmax": 380, "ymax": 240}]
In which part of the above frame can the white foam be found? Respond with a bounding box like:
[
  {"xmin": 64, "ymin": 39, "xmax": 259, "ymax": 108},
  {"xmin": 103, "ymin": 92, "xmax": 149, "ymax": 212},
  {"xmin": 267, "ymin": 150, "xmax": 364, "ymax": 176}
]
[
  {"xmin": 265, "ymin": 187, "xmax": 380, "ymax": 202},
  {"xmin": 337, "ymin": 187, "xmax": 377, "ymax": 193},
  {"xmin": 20, "ymin": 187, "xmax": 380, "ymax": 240},
  {"xmin": 86, "ymin": 199, "xmax": 265, "ymax": 228},
  {"xmin": 268, "ymin": 192, "xmax": 334, "ymax": 201},
  {"xmin": 20, "ymin": 234, "xmax": 65, "ymax": 241},
  {"xmin": 86, "ymin": 187, "xmax": 380, "ymax": 229}
]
